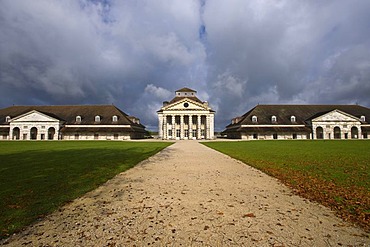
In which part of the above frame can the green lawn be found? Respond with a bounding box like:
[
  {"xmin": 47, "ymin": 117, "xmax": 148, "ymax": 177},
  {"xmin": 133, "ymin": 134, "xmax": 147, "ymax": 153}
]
[
  {"xmin": 0, "ymin": 141, "xmax": 172, "ymax": 239},
  {"xmin": 202, "ymin": 140, "xmax": 370, "ymax": 231}
]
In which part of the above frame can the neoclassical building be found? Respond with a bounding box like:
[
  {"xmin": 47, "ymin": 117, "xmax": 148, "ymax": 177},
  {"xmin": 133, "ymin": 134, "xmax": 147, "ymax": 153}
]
[
  {"xmin": 223, "ymin": 104, "xmax": 370, "ymax": 140},
  {"xmin": 0, "ymin": 105, "xmax": 146, "ymax": 140},
  {"xmin": 157, "ymin": 87, "xmax": 215, "ymax": 140}
]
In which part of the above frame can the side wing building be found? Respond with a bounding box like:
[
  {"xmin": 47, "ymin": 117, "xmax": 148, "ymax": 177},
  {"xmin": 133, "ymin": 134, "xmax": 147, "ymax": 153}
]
[
  {"xmin": 0, "ymin": 105, "xmax": 146, "ymax": 140},
  {"xmin": 157, "ymin": 88, "xmax": 215, "ymax": 140},
  {"xmin": 223, "ymin": 104, "xmax": 370, "ymax": 140}
]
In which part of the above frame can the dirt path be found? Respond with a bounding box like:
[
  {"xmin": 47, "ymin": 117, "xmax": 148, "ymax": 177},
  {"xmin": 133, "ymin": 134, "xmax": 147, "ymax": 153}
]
[{"xmin": 2, "ymin": 141, "xmax": 369, "ymax": 246}]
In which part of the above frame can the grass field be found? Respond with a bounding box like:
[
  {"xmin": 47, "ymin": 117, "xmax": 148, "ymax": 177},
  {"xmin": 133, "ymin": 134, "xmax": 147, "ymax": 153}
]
[
  {"xmin": 202, "ymin": 140, "xmax": 370, "ymax": 231},
  {"xmin": 0, "ymin": 141, "xmax": 172, "ymax": 239}
]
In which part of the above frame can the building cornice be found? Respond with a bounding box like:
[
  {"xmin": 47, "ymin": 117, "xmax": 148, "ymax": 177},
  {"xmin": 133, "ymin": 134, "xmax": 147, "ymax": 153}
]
[
  {"xmin": 241, "ymin": 124, "xmax": 306, "ymax": 127},
  {"xmin": 64, "ymin": 125, "xmax": 131, "ymax": 128}
]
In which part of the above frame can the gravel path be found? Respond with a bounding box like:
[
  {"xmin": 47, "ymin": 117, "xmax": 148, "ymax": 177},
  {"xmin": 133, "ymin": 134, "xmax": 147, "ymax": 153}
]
[{"xmin": 2, "ymin": 141, "xmax": 369, "ymax": 246}]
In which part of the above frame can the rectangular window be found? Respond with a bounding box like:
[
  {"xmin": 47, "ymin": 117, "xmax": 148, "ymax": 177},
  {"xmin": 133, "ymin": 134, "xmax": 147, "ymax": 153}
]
[
  {"xmin": 74, "ymin": 134, "xmax": 79, "ymax": 140},
  {"xmin": 185, "ymin": 129, "xmax": 189, "ymax": 137},
  {"xmin": 273, "ymin": 134, "xmax": 278, "ymax": 139},
  {"xmin": 253, "ymin": 133, "xmax": 258, "ymax": 139},
  {"xmin": 94, "ymin": 134, "xmax": 99, "ymax": 140},
  {"xmin": 114, "ymin": 134, "xmax": 119, "ymax": 140},
  {"xmin": 293, "ymin": 133, "xmax": 297, "ymax": 139},
  {"xmin": 192, "ymin": 129, "xmax": 197, "ymax": 137},
  {"xmin": 24, "ymin": 126, "xmax": 28, "ymax": 129},
  {"xmin": 41, "ymin": 126, "xmax": 46, "ymax": 129},
  {"xmin": 364, "ymin": 133, "xmax": 368, "ymax": 139},
  {"xmin": 176, "ymin": 129, "xmax": 180, "ymax": 138},
  {"xmin": 2, "ymin": 134, "xmax": 7, "ymax": 139},
  {"xmin": 41, "ymin": 134, "xmax": 45, "ymax": 140},
  {"xmin": 168, "ymin": 129, "xmax": 172, "ymax": 137}
]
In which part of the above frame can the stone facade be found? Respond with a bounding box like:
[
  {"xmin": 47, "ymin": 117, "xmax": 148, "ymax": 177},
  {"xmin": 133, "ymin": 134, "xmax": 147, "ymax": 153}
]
[
  {"xmin": 0, "ymin": 105, "xmax": 146, "ymax": 140},
  {"xmin": 224, "ymin": 105, "xmax": 370, "ymax": 140},
  {"xmin": 157, "ymin": 88, "xmax": 215, "ymax": 140}
]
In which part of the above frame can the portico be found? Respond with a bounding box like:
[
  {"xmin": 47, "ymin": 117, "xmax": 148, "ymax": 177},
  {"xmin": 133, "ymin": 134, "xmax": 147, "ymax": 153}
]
[{"xmin": 157, "ymin": 88, "xmax": 215, "ymax": 140}]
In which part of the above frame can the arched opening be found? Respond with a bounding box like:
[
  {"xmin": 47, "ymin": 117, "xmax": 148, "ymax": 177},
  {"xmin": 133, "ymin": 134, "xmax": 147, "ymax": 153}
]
[
  {"xmin": 30, "ymin": 127, "xmax": 38, "ymax": 140},
  {"xmin": 334, "ymin": 126, "xmax": 341, "ymax": 139},
  {"xmin": 12, "ymin": 127, "xmax": 20, "ymax": 140},
  {"xmin": 351, "ymin": 126, "xmax": 358, "ymax": 139},
  {"xmin": 316, "ymin": 127, "xmax": 323, "ymax": 139},
  {"xmin": 48, "ymin": 127, "xmax": 55, "ymax": 140}
]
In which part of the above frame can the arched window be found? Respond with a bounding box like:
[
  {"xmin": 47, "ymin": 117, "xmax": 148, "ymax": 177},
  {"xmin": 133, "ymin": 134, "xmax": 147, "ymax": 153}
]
[
  {"xmin": 271, "ymin": 116, "xmax": 277, "ymax": 123},
  {"xmin": 112, "ymin": 115, "xmax": 118, "ymax": 122},
  {"xmin": 334, "ymin": 126, "xmax": 341, "ymax": 139},
  {"xmin": 5, "ymin": 116, "xmax": 11, "ymax": 122},
  {"xmin": 95, "ymin": 115, "xmax": 101, "ymax": 122},
  {"xmin": 76, "ymin": 116, "xmax": 81, "ymax": 122},
  {"xmin": 316, "ymin": 127, "xmax": 324, "ymax": 139},
  {"xmin": 252, "ymin": 116, "xmax": 258, "ymax": 123},
  {"xmin": 291, "ymin": 116, "xmax": 296, "ymax": 122},
  {"xmin": 351, "ymin": 126, "xmax": 358, "ymax": 139}
]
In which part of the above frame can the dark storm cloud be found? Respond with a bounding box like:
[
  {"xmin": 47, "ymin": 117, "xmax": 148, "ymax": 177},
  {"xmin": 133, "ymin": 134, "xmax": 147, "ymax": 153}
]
[{"xmin": 1, "ymin": 0, "xmax": 369, "ymax": 131}]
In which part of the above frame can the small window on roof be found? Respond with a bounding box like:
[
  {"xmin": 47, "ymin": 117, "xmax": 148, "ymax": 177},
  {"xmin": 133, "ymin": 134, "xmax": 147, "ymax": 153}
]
[
  {"xmin": 112, "ymin": 115, "xmax": 118, "ymax": 122},
  {"xmin": 95, "ymin": 115, "xmax": 101, "ymax": 122},
  {"xmin": 5, "ymin": 116, "xmax": 11, "ymax": 122},
  {"xmin": 76, "ymin": 116, "xmax": 81, "ymax": 122},
  {"xmin": 360, "ymin": 115, "xmax": 366, "ymax": 122},
  {"xmin": 291, "ymin": 116, "xmax": 296, "ymax": 122},
  {"xmin": 252, "ymin": 116, "xmax": 258, "ymax": 122},
  {"xmin": 271, "ymin": 116, "xmax": 277, "ymax": 123}
]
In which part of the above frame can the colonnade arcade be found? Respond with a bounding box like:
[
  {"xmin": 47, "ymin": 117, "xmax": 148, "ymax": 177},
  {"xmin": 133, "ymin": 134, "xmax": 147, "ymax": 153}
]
[
  {"xmin": 10, "ymin": 125, "xmax": 59, "ymax": 140},
  {"xmin": 160, "ymin": 114, "xmax": 213, "ymax": 140},
  {"xmin": 313, "ymin": 125, "xmax": 364, "ymax": 139}
]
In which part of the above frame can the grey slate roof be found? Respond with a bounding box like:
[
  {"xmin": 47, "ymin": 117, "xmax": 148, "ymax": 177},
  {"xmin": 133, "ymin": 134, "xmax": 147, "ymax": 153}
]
[
  {"xmin": 0, "ymin": 105, "xmax": 145, "ymax": 130},
  {"xmin": 227, "ymin": 104, "xmax": 370, "ymax": 128}
]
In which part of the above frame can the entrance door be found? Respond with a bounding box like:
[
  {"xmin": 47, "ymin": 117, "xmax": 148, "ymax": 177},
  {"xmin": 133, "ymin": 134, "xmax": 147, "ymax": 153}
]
[
  {"xmin": 30, "ymin": 127, "xmax": 38, "ymax": 140},
  {"xmin": 48, "ymin": 127, "xmax": 55, "ymax": 140},
  {"xmin": 334, "ymin": 127, "xmax": 341, "ymax": 139}
]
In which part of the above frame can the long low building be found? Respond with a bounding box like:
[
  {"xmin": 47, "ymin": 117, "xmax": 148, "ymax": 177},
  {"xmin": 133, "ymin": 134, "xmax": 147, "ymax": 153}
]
[
  {"xmin": 223, "ymin": 104, "xmax": 370, "ymax": 140},
  {"xmin": 0, "ymin": 105, "xmax": 146, "ymax": 140}
]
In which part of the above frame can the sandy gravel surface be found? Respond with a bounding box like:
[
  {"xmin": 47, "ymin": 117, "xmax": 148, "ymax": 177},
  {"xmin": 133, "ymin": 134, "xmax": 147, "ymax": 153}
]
[{"xmin": 2, "ymin": 141, "xmax": 369, "ymax": 246}]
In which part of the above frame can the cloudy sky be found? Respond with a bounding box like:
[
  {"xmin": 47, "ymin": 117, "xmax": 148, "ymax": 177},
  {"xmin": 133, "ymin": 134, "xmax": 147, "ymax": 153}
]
[{"xmin": 1, "ymin": 0, "xmax": 370, "ymax": 130}]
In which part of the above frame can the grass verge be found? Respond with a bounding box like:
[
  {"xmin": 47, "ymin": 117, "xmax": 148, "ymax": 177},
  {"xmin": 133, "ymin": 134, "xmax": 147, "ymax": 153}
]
[
  {"xmin": 202, "ymin": 140, "xmax": 370, "ymax": 231},
  {"xmin": 0, "ymin": 141, "xmax": 172, "ymax": 239}
]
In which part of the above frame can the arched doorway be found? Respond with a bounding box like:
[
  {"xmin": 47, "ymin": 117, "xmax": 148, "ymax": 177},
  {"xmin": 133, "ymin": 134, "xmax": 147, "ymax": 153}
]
[
  {"xmin": 316, "ymin": 127, "xmax": 323, "ymax": 139},
  {"xmin": 48, "ymin": 127, "xmax": 55, "ymax": 140},
  {"xmin": 30, "ymin": 127, "xmax": 38, "ymax": 140},
  {"xmin": 12, "ymin": 127, "xmax": 20, "ymax": 140},
  {"xmin": 334, "ymin": 126, "xmax": 341, "ymax": 139},
  {"xmin": 351, "ymin": 126, "xmax": 358, "ymax": 139}
]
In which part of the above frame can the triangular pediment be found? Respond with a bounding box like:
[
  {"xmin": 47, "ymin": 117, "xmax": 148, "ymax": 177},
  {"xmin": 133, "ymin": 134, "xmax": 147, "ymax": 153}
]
[
  {"xmin": 312, "ymin": 109, "xmax": 360, "ymax": 122},
  {"xmin": 163, "ymin": 98, "xmax": 210, "ymax": 111},
  {"xmin": 10, "ymin": 110, "xmax": 61, "ymax": 123}
]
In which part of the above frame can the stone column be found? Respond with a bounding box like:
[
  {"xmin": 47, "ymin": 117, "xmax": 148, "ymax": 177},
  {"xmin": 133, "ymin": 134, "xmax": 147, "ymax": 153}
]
[
  {"xmin": 206, "ymin": 115, "xmax": 210, "ymax": 139},
  {"xmin": 189, "ymin": 115, "xmax": 193, "ymax": 139},
  {"xmin": 180, "ymin": 115, "xmax": 184, "ymax": 139},
  {"xmin": 197, "ymin": 115, "xmax": 201, "ymax": 139},
  {"xmin": 172, "ymin": 115, "xmax": 176, "ymax": 138},
  {"xmin": 211, "ymin": 114, "xmax": 215, "ymax": 139},
  {"xmin": 159, "ymin": 114, "xmax": 164, "ymax": 139}
]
